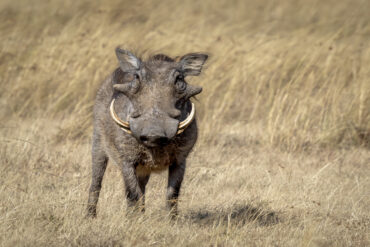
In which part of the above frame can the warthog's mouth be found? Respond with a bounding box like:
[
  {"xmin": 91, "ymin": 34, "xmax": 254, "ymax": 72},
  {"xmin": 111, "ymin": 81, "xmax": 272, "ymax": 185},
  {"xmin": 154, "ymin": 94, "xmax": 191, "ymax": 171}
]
[{"xmin": 109, "ymin": 99, "xmax": 195, "ymax": 135}]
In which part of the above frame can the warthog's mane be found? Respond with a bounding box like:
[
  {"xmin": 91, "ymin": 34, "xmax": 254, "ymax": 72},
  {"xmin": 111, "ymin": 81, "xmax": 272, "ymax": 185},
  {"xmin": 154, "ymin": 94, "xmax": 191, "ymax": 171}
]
[{"xmin": 149, "ymin": 54, "xmax": 175, "ymax": 63}]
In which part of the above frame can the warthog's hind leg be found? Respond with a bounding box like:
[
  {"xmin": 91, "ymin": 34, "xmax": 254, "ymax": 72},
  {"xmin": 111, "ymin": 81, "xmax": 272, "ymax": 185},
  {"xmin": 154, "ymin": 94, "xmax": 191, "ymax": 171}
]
[
  {"xmin": 87, "ymin": 138, "xmax": 108, "ymax": 218},
  {"xmin": 167, "ymin": 161, "xmax": 185, "ymax": 217}
]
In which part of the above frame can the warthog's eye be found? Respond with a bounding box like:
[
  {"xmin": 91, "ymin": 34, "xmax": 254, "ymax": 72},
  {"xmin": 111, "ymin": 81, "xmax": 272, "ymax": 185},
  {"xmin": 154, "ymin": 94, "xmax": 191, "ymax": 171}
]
[
  {"xmin": 122, "ymin": 73, "xmax": 140, "ymax": 82},
  {"xmin": 175, "ymin": 76, "xmax": 187, "ymax": 93},
  {"xmin": 130, "ymin": 74, "xmax": 140, "ymax": 93}
]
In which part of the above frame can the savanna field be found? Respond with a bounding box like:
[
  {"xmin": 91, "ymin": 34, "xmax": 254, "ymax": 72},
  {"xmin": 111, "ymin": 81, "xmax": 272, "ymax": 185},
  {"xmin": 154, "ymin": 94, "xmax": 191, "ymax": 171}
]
[{"xmin": 0, "ymin": 0, "xmax": 369, "ymax": 246}]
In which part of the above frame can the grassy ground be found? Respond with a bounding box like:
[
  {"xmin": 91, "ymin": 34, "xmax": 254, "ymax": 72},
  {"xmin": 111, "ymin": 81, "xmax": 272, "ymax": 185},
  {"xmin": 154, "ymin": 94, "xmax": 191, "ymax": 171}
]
[{"xmin": 0, "ymin": 0, "xmax": 369, "ymax": 246}]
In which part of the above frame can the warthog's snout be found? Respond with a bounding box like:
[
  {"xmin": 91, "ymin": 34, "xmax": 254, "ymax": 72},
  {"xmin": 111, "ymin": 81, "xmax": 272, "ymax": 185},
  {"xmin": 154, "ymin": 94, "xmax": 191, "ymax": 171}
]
[{"xmin": 130, "ymin": 115, "xmax": 179, "ymax": 147}]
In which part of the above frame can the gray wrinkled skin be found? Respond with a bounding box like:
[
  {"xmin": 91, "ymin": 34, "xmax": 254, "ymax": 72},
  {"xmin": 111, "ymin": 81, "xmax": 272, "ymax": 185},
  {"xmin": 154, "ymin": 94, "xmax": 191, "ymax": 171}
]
[{"xmin": 87, "ymin": 49, "xmax": 208, "ymax": 217}]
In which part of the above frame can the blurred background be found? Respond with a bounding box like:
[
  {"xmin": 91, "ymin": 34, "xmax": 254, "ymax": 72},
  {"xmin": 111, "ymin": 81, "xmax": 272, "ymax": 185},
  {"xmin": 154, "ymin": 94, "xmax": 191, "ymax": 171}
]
[
  {"xmin": 0, "ymin": 0, "xmax": 369, "ymax": 246},
  {"xmin": 1, "ymin": 0, "xmax": 369, "ymax": 149}
]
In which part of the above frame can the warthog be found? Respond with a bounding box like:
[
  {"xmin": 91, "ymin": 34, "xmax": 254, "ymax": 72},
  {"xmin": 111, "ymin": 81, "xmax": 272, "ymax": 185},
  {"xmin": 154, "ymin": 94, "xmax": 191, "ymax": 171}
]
[{"xmin": 87, "ymin": 48, "xmax": 208, "ymax": 217}]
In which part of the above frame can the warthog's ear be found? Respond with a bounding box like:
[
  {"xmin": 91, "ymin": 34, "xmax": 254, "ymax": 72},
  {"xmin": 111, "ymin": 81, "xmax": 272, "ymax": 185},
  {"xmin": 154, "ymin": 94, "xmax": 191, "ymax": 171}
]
[
  {"xmin": 115, "ymin": 48, "xmax": 141, "ymax": 72},
  {"xmin": 179, "ymin": 53, "xmax": 208, "ymax": 76}
]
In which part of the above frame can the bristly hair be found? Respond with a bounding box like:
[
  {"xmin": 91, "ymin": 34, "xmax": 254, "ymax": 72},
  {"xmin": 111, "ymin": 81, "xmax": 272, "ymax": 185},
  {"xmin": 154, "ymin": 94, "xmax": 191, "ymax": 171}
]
[{"xmin": 149, "ymin": 54, "xmax": 175, "ymax": 62}]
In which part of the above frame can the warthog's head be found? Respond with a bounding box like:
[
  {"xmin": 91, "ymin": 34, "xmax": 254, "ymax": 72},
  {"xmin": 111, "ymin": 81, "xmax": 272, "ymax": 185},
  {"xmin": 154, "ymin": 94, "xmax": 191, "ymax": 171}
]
[{"xmin": 111, "ymin": 48, "xmax": 208, "ymax": 148}]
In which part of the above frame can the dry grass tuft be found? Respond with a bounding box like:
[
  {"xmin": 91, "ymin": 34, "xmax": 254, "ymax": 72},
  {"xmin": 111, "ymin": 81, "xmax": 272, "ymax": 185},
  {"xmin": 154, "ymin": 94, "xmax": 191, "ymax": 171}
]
[{"xmin": 0, "ymin": 0, "xmax": 369, "ymax": 246}]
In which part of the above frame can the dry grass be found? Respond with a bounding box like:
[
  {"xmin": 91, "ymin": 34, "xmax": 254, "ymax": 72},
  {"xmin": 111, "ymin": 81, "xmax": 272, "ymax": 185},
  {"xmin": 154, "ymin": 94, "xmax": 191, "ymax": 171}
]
[{"xmin": 0, "ymin": 0, "xmax": 369, "ymax": 246}]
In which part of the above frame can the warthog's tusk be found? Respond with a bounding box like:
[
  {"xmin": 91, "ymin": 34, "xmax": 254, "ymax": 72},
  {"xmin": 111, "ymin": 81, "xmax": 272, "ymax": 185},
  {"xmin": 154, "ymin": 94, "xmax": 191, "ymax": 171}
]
[
  {"xmin": 176, "ymin": 102, "xmax": 195, "ymax": 134},
  {"xmin": 109, "ymin": 99, "xmax": 195, "ymax": 135},
  {"xmin": 110, "ymin": 99, "xmax": 132, "ymax": 134}
]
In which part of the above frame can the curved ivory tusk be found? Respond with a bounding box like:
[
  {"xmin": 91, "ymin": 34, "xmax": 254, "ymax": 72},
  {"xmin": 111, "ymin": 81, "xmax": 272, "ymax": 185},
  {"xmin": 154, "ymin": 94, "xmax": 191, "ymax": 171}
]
[
  {"xmin": 109, "ymin": 99, "xmax": 195, "ymax": 135},
  {"xmin": 110, "ymin": 99, "xmax": 132, "ymax": 134},
  {"xmin": 177, "ymin": 102, "xmax": 195, "ymax": 134}
]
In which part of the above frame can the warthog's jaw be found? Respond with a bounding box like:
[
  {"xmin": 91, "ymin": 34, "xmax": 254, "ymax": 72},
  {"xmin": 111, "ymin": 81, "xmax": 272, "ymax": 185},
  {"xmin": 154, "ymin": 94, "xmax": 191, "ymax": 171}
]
[{"xmin": 109, "ymin": 99, "xmax": 195, "ymax": 136}]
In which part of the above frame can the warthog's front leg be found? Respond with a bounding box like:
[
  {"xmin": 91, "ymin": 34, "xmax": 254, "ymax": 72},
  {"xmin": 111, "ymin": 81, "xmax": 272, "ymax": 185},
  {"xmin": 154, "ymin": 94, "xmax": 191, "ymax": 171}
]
[
  {"xmin": 138, "ymin": 175, "xmax": 150, "ymax": 210},
  {"xmin": 87, "ymin": 139, "xmax": 108, "ymax": 218},
  {"xmin": 167, "ymin": 162, "xmax": 185, "ymax": 216},
  {"xmin": 121, "ymin": 163, "xmax": 146, "ymax": 212}
]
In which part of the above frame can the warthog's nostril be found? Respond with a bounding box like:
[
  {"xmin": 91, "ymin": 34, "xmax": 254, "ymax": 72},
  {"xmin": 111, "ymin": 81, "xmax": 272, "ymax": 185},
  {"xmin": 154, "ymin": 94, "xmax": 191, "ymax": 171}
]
[
  {"xmin": 140, "ymin": 135, "xmax": 169, "ymax": 146},
  {"xmin": 140, "ymin": 136, "xmax": 148, "ymax": 142}
]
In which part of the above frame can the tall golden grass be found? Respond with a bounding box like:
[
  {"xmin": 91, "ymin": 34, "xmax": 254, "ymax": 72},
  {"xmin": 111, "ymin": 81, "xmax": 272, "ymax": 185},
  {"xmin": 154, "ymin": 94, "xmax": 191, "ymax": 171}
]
[{"xmin": 0, "ymin": 0, "xmax": 369, "ymax": 246}]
